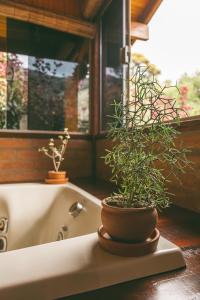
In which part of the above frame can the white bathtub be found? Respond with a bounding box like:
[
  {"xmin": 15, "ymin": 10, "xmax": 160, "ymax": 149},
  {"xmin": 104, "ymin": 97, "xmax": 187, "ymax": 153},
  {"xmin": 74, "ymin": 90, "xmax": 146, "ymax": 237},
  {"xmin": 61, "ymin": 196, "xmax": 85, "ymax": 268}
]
[
  {"xmin": 0, "ymin": 183, "xmax": 185, "ymax": 300},
  {"xmin": 0, "ymin": 183, "xmax": 101, "ymax": 252}
]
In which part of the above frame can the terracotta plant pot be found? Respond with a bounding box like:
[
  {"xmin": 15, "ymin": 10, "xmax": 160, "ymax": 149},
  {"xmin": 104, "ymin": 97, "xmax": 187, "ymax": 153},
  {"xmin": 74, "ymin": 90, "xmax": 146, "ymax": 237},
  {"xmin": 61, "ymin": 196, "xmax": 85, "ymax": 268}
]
[
  {"xmin": 45, "ymin": 171, "xmax": 68, "ymax": 184},
  {"xmin": 101, "ymin": 199, "xmax": 158, "ymax": 243},
  {"xmin": 98, "ymin": 226, "xmax": 160, "ymax": 257},
  {"xmin": 48, "ymin": 171, "xmax": 66, "ymax": 180}
]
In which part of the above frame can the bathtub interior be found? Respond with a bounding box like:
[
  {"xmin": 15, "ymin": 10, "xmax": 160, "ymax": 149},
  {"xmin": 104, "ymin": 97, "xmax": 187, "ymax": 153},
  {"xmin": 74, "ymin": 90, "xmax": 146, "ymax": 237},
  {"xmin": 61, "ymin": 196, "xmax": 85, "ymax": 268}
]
[{"xmin": 0, "ymin": 183, "xmax": 101, "ymax": 252}]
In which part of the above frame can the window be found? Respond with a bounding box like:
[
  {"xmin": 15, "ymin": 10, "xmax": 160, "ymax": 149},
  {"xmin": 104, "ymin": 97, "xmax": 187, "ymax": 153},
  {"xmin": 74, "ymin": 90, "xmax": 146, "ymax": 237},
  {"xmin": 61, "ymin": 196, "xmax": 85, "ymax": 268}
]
[
  {"xmin": 132, "ymin": 0, "xmax": 200, "ymax": 120},
  {"xmin": 0, "ymin": 17, "xmax": 90, "ymax": 132}
]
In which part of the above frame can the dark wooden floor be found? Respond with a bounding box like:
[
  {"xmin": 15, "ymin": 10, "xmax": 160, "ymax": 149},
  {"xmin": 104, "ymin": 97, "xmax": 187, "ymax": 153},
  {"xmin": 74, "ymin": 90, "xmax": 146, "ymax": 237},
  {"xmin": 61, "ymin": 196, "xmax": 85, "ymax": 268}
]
[{"xmin": 63, "ymin": 178, "xmax": 200, "ymax": 300}]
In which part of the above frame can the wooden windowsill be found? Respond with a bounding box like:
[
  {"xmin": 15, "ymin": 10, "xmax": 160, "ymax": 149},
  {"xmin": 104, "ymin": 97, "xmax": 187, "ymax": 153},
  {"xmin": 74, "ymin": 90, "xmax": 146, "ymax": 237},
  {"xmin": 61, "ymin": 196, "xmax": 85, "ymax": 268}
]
[
  {"xmin": 0, "ymin": 129, "xmax": 92, "ymax": 139},
  {"xmin": 0, "ymin": 116, "xmax": 200, "ymax": 139},
  {"xmin": 177, "ymin": 116, "xmax": 200, "ymax": 131},
  {"xmin": 96, "ymin": 117, "xmax": 200, "ymax": 139}
]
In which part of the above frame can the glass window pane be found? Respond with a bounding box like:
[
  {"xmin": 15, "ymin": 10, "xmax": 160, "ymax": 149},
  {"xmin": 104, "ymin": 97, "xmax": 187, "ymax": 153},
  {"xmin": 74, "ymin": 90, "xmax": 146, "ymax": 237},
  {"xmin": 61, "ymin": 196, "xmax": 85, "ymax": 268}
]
[
  {"xmin": 0, "ymin": 17, "xmax": 90, "ymax": 132},
  {"xmin": 101, "ymin": 0, "xmax": 124, "ymax": 130},
  {"xmin": 0, "ymin": 52, "xmax": 7, "ymax": 128}
]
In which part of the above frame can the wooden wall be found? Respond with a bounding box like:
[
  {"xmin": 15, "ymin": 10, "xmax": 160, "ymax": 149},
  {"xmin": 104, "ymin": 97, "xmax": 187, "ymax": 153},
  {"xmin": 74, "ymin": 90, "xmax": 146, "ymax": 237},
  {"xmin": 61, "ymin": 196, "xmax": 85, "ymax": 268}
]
[
  {"xmin": 0, "ymin": 136, "xmax": 92, "ymax": 182},
  {"xmin": 167, "ymin": 128, "xmax": 200, "ymax": 212},
  {"xmin": 0, "ymin": 125, "xmax": 199, "ymax": 213},
  {"xmin": 96, "ymin": 126, "xmax": 200, "ymax": 213}
]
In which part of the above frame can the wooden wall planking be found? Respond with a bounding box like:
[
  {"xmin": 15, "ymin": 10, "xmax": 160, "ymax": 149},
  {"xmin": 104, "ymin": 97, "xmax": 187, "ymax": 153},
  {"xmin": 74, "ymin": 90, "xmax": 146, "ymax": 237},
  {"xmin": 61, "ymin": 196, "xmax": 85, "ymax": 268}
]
[
  {"xmin": 166, "ymin": 129, "xmax": 200, "ymax": 212},
  {"xmin": 0, "ymin": 126, "xmax": 199, "ymax": 212},
  {"xmin": 95, "ymin": 128, "xmax": 200, "ymax": 213},
  {"xmin": 0, "ymin": 137, "xmax": 92, "ymax": 182}
]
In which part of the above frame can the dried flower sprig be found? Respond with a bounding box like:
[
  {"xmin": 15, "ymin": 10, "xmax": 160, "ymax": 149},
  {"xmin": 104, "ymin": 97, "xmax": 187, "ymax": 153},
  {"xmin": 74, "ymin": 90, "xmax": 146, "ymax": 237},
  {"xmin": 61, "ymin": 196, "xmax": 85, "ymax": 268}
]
[{"xmin": 38, "ymin": 128, "xmax": 70, "ymax": 172}]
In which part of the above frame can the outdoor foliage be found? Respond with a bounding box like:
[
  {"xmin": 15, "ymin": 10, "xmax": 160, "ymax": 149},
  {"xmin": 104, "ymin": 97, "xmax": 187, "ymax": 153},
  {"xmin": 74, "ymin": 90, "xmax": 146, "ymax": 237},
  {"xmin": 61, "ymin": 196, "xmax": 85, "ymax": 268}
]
[
  {"xmin": 132, "ymin": 51, "xmax": 200, "ymax": 119},
  {"xmin": 7, "ymin": 53, "xmax": 27, "ymax": 129},
  {"xmin": 29, "ymin": 58, "xmax": 65, "ymax": 130},
  {"xmin": 165, "ymin": 72, "xmax": 200, "ymax": 117},
  {"xmin": 0, "ymin": 52, "xmax": 27, "ymax": 129},
  {"xmin": 132, "ymin": 53, "xmax": 161, "ymax": 77},
  {"xmin": 0, "ymin": 52, "xmax": 7, "ymax": 128},
  {"xmin": 104, "ymin": 65, "xmax": 190, "ymax": 210}
]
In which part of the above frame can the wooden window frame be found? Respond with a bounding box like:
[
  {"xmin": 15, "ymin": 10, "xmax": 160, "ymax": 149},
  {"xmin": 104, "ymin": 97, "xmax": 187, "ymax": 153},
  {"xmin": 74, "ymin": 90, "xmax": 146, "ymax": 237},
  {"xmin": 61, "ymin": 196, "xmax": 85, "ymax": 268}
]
[
  {"xmin": 99, "ymin": 0, "xmax": 131, "ymax": 134},
  {"xmin": 0, "ymin": 129, "xmax": 92, "ymax": 139},
  {"xmin": 96, "ymin": 116, "xmax": 200, "ymax": 140},
  {"xmin": 0, "ymin": 18, "xmax": 94, "ymax": 138}
]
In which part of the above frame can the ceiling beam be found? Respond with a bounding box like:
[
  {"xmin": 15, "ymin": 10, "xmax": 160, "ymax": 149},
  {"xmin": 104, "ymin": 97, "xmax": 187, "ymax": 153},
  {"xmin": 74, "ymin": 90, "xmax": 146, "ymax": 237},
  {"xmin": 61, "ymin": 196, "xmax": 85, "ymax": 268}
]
[
  {"xmin": 138, "ymin": 0, "xmax": 163, "ymax": 24},
  {"xmin": 82, "ymin": 0, "xmax": 103, "ymax": 20},
  {"xmin": 131, "ymin": 22, "xmax": 149, "ymax": 43},
  {"xmin": 0, "ymin": 0, "xmax": 96, "ymax": 39}
]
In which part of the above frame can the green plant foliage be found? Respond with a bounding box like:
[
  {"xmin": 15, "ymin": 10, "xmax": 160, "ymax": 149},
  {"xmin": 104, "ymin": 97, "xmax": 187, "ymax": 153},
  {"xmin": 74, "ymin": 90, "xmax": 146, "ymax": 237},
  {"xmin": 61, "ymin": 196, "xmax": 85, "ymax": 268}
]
[{"xmin": 104, "ymin": 66, "xmax": 190, "ymax": 210}]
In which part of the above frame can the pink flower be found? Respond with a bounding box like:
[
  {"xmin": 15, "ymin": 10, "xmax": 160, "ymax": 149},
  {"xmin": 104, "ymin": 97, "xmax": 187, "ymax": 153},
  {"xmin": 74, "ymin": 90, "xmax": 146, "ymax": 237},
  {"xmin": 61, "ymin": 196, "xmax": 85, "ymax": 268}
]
[
  {"xmin": 180, "ymin": 85, "xmax": 188, "ymax": 95},
  {"xmin": 182, "ymin": 104, "xmax": 192, "ymax": 111},
  {"xmin": 0, "ymin": 63, "xmax": 6, "ymax": 77}
]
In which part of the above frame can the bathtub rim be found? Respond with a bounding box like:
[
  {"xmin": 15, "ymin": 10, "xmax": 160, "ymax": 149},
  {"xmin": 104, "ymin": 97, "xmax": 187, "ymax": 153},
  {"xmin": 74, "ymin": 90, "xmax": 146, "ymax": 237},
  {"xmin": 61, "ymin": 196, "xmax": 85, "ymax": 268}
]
[{"xmin": 0, "ymin": 231, "xmax": 185, "ymax": 300}]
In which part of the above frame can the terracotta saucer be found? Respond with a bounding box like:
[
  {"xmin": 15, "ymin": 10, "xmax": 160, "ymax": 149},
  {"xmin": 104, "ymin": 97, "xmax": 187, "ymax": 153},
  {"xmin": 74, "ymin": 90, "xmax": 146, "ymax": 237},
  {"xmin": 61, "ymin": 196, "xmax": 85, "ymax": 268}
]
[
  {"xmin": 98, "ymin": 226, "xmax": 160, "ymax": 257},
  {"xmin": 45, "ymin": 178, "xmax": 68, "ymax": 184}
]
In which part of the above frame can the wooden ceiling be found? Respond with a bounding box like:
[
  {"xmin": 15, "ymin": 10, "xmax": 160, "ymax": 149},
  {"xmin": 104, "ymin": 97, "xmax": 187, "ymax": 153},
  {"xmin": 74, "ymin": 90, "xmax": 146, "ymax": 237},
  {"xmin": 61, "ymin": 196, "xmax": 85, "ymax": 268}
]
[
  {"xmin": 0, "ymin": 0, "xmax": 162, "ymax": 23},
  {"xmin": 15, "ymin": 0, "xmax": 83, "ymax": 18},
  {"xmin": 0, "ymin": 0, "xmax": 108, "ymax": 21},
  {"xmin": 14, "ymin": 0, "xmax": 162, "ymax": 23},
  {"xmin": 0, "ymin": 0, "xmax": 162, "ymax": 43},
  {"xmin": 0, "ymin": 0, "xmax": 113, "ymax": 41},
  {"xmin": 131, "ymin": 0, "xmax": 162, "ymax": 23}
]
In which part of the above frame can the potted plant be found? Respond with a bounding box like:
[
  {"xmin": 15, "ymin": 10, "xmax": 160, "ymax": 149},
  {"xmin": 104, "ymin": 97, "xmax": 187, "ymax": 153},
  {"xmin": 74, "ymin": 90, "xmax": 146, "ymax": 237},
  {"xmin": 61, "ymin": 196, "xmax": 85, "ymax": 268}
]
[
  {"xmin": 38, "ymin": 128, "xmax": 70, "ymax": 184},
  {"xmin": 99, "ymin": 66, "xmax": 190, "ymax": 256}
]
